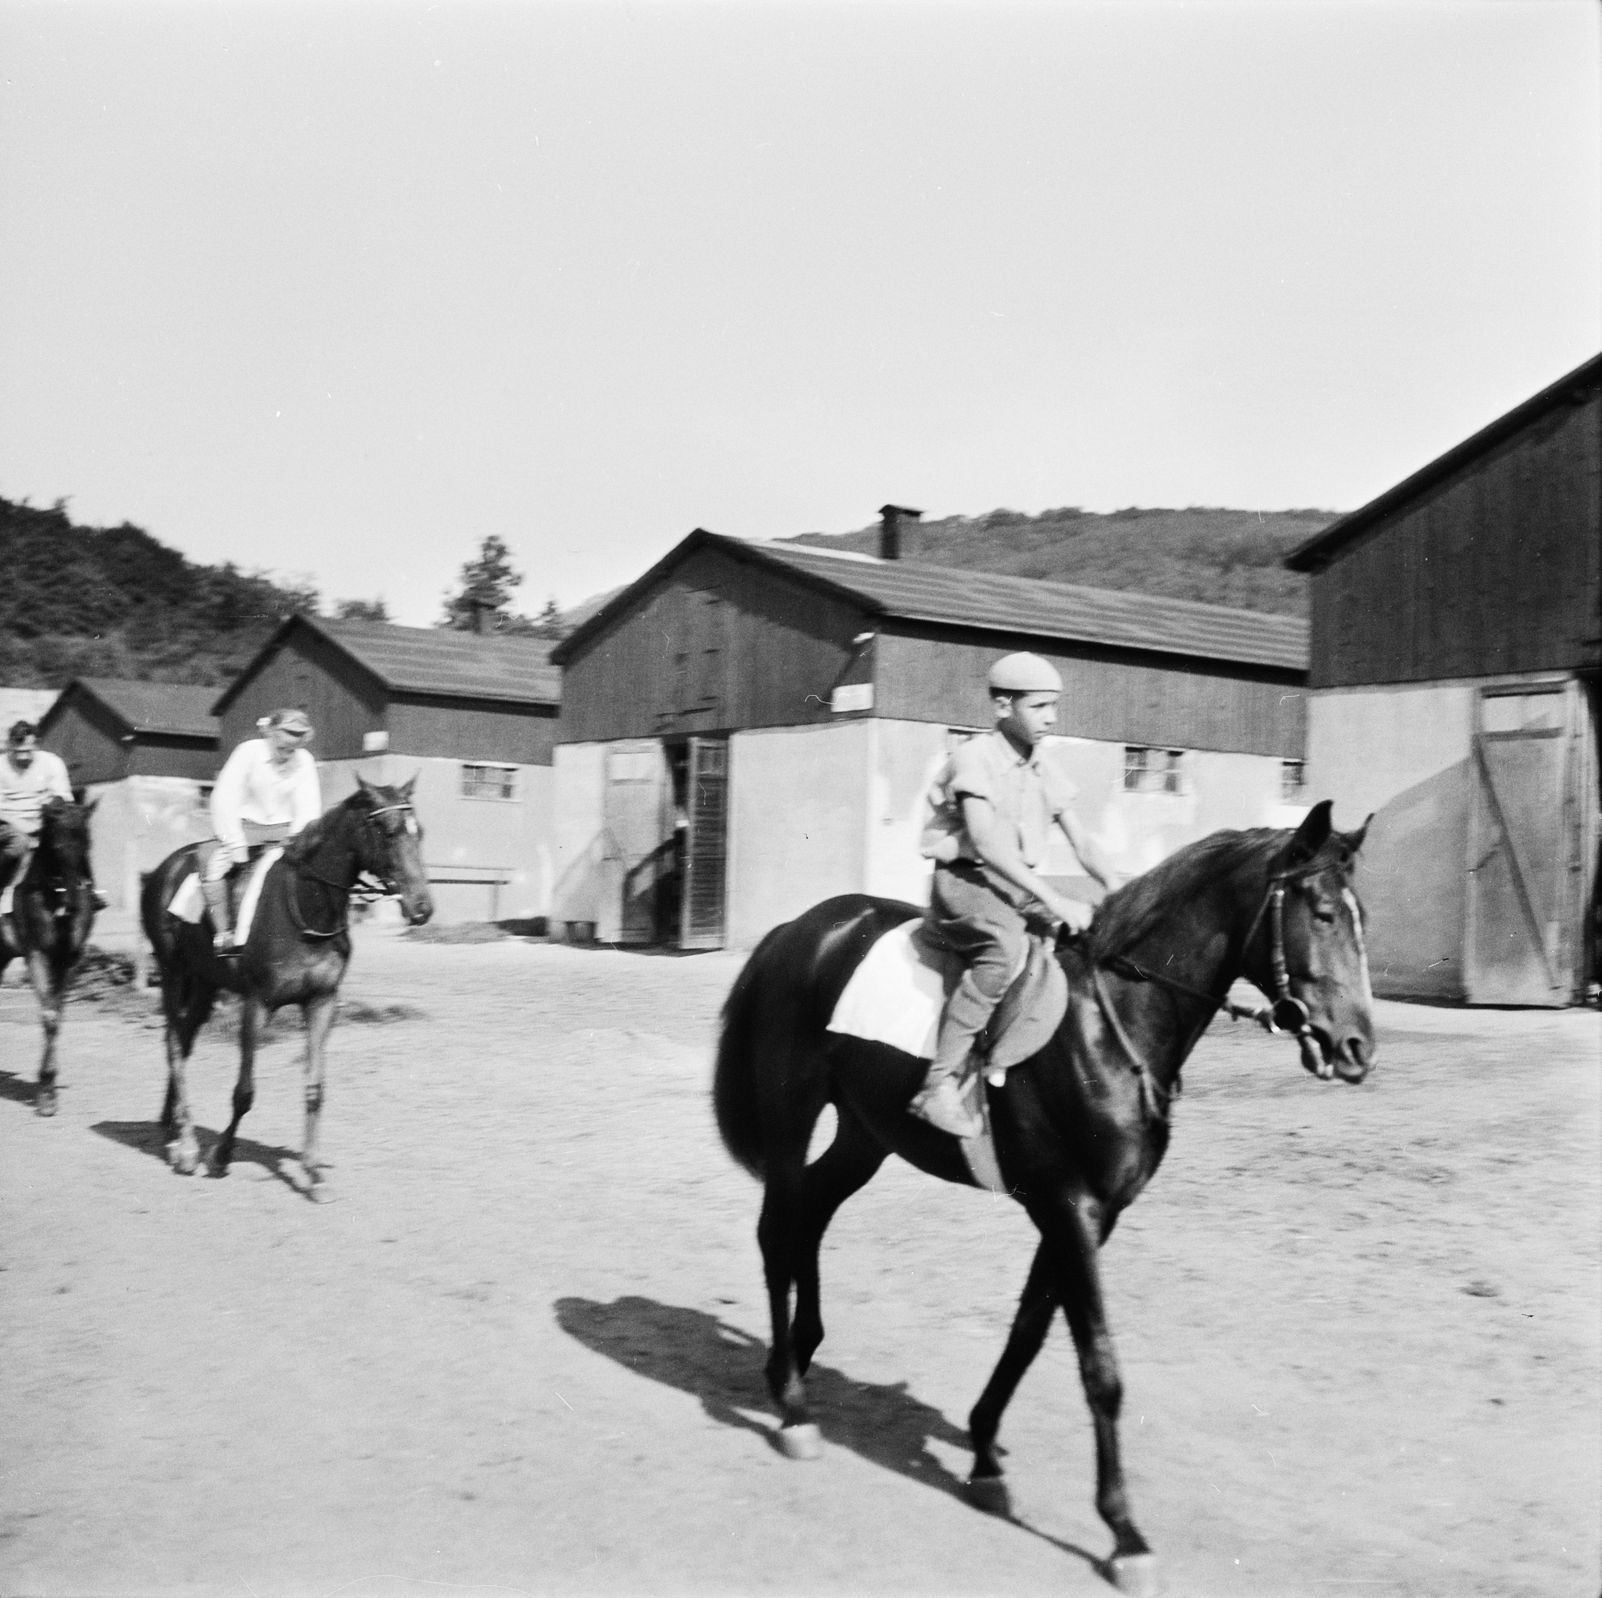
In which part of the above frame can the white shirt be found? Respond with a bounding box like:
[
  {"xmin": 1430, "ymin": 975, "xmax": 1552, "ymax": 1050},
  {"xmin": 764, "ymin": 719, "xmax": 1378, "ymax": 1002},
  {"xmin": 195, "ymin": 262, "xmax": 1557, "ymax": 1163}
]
[
  {"xmin": 210, "ymin": 739, "xmax": 321, "ymax": 851},
  {"xmin": 0, "ymin": 749, "xmax": 74, "ymax": 835}
]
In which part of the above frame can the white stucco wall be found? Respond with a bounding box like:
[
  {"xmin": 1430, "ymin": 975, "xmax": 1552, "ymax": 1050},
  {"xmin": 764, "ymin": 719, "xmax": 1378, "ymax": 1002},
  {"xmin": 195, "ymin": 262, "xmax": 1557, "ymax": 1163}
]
[
  {"xmin": 85, "ymin": 775, "xmax": 212, "ymax": 913},
  {"xmin": 550, "ymin": 743, "xmax": 615, "ymax": 938},
  {"xmin": 1303, "ymin": 681, "xmax": 1478, "ymax": 1000}
]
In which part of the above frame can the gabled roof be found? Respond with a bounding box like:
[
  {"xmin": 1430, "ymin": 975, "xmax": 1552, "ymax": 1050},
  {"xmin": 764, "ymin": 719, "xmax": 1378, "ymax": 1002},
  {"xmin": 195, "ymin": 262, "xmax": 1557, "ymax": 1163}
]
[
  {"xmin": 553, "ymin": 529, "xmax": 1307, "ymax": 672},
  {"xmin": 213, "ymin": 615, "xmax": 562, "ymax": 715},
  {"xmin": 47, "ymin": 678, "xmax": 218, "ymax": 741},
  {"xmin": 1286, "ymin": 351, "xmax": 1602, "ymax": 573}
]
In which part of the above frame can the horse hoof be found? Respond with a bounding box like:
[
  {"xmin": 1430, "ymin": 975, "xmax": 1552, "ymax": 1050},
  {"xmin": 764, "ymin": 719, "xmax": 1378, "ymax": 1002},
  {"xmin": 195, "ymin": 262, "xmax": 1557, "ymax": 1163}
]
[
  {"xmin": 965, "ymin": 1474, "xmax": 1012, "ymax": 1517},
  {"xmin": 308, "ymin": 1180, "xmax": 335, "ymax": 1205},
  {"xmin": 34, "ymin": 1091, "xmax": 57, "ymax": 1118},
  {"xmin": 1105, "ymin": 1553, "xmax": 1161, "ymax": 1596},
  {"xmin": 775, "ymin": 1422, "xmax": 822, "ymax": 1460},
  {"xmin": 169, "ymin": 1146, "xmax": 199, "ymax": 1176}
]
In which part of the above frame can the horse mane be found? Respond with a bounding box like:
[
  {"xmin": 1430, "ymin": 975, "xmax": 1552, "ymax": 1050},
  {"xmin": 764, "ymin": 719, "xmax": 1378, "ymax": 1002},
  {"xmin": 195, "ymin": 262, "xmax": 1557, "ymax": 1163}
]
[
  {"xmin": 282, "ymin": 790, "xmax": 363, "ymax": 864},
  {"xmin": 1085, "ymin": 826, "xmax": 1286, "ymax": 962}
]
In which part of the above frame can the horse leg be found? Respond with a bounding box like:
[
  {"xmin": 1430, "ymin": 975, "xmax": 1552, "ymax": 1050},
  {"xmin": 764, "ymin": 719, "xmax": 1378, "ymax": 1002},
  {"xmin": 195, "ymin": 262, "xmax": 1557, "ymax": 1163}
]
[
  {"xmin": 966, "ymin": 1240, "xmax": 1058, "ymax": 1515},
  {"xmin": 24, "ymin": 948, "xmax": 63, "ymax": 1117},
  {"xmin": 212, "ymin": 994, "xmax": 265, "ymax": 1176},
  {"xmin": 1032, "ymin": 1190, "xmax": 1156, "ymax": 1595},
  {"xmin": 292, "ymin": 990, "xmax": 338, "ymax": 1201},
  {"xmin": 791, "ymin": 1106, "xmax": 888, "ymax": 1379},
  {"xmin": 160, "ymin": 973, "xmax": 213, "ymax": 1175}
]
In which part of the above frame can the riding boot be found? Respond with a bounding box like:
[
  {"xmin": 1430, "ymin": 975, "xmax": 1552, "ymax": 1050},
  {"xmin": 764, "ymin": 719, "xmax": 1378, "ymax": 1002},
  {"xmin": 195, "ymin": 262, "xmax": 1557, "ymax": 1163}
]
[
  {"xmin": 201, "ymin": 877, "xmax": 237, "ymax": 953},
  {"xmin": 909, "ymin": 973, "xmax": 996, "ymax": 1139}
]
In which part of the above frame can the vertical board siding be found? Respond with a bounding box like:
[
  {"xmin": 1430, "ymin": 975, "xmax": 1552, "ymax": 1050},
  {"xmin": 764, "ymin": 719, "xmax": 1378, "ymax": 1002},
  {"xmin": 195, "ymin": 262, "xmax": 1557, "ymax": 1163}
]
[
  {"xmin": 557, "ymin": 547, "xmax": 868, "ymax": 743},
  {"xmin": 387, "ymin": 699, "xmax": 557, "ymax": 765},
  {"xmin": 1311, "ymin": 391, "xmax": 1602, "ymax": 687},
  {"xmin": 218, "ymin": 629, "xmax": 387, "ymax": 757},
  {"xmin": 873, "ymin": 630, "xmax": 1305, "ymax": 757},
  {"xmin": 41, "ymin": 694, "xmax": 129, "ymax": 786}
]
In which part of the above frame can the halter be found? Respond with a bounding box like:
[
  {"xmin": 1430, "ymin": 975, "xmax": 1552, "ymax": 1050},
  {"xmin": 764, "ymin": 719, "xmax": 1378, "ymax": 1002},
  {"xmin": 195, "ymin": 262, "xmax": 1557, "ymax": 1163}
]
[
  {"xmin": 286, "ymin": 796, "xmax": 418, "ymax": 940},
  {"xmin": 1089, "ymin": 852, "xmax": 1340, "ymax": 1111}
]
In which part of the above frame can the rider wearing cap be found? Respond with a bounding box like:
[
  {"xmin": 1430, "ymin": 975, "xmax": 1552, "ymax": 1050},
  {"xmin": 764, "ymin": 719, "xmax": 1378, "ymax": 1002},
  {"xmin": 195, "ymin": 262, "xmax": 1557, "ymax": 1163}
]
[
  {"xmin": 203, "ymin": 707, "xmax": 321, "ymax": 952},
  {"xmin": 912, "ymin": 652, "xmax": 1123, "ymax": 1138}
]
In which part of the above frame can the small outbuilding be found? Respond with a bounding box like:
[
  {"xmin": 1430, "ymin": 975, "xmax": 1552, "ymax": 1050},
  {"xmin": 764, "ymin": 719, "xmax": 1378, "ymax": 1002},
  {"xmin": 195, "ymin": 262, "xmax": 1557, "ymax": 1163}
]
[
  {"xmin": 549, "ymin": 518, "xmax": 1310, "ymax": 949},
  {"xmin": 37, "ymin": 677, "xmax": 219, "ymax": 911},
  {"xmin": 1287, "ymin": 352, "xmax": 1601, "ymax": 1005},
  {"xmin": 213, "ymin": 616, "xmax": 562, "ymax": 924}
]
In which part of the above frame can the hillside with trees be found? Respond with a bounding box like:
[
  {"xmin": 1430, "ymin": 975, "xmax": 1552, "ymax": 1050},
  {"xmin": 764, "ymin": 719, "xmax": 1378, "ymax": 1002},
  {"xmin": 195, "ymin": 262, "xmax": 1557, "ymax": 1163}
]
[{"xmin": 790, "ymin": 505, "xmax": 1335, "ymax": 616}]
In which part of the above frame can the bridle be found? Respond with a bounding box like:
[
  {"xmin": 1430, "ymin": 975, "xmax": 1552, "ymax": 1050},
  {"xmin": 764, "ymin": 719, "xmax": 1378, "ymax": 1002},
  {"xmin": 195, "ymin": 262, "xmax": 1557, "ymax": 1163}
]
[
  {"xmin": 1087, "ymin": 853, "xmax": 1342, "ymax": 1109},
  {"xmin": 286, "ymin": 797, "xmax": 417, "ymax": 940}
]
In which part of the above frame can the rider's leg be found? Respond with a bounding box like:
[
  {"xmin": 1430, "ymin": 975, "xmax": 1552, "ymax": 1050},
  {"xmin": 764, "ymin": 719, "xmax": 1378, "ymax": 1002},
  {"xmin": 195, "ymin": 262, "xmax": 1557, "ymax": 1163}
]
[
  {"xmin": 912, "ymin": 866, "xmax": 1027, "ymax": 1138},
  {"xmin": 201, "ymin": 844, "xmax": 237, "ymax": 951}
]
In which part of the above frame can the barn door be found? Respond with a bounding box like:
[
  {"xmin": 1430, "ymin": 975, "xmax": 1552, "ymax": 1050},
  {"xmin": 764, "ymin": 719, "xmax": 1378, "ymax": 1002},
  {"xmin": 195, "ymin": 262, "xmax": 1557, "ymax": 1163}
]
[
  {"xmin": 603, "ymin": 741, "xmax": 673, "ymax": 945},
  {"xmin": 1464, "ymin": 682, "xmax": 1586, "ymax": 1005},
  {"xmin": 679, "ymin": 735, "xmax": 729, "ymax": 950}
]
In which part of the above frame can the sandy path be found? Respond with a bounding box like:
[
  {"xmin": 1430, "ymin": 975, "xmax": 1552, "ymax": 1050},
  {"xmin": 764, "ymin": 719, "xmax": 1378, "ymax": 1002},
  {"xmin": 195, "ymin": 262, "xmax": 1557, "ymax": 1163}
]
[{"xmin": 1, "ymin": 927, "xmax": 1597, "ymax": 1598}]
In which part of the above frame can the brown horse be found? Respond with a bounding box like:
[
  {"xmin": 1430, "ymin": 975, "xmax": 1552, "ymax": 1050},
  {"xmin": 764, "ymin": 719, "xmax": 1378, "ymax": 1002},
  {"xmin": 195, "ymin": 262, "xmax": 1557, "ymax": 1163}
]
[
  {"xmin": 140, "ymin": 776, "xmax": 432, "ymax": 1198},
  {"xmin": 0, "ymin": 796, "xmax": 99, "ymax": 1116},
  {"xmin": 713, "ymin": 800, "xmax": 1374, "ymax": 1594}
]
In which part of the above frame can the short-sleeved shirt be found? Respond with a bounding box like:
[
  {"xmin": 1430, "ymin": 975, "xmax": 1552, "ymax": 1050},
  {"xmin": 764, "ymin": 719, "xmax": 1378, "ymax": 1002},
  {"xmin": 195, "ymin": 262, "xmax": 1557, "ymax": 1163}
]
[
  {"xmin": 0, "ymin": 749, "xmax": 74, "ymax": 836},
  {"xmin": 920, "ymin": 730, "xmax": 1077, "ymax": 870}
]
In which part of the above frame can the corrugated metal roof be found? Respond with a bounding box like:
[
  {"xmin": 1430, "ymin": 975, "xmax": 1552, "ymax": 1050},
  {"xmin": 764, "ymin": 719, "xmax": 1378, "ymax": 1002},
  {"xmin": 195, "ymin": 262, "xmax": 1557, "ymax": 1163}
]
[
  {"xmin": 1286, "ymin": 351, "xmax": 1602, "ymax": 572},
  {"xmin": 746, "ymin": 539, "xmax": 1308, "ymax": 670},
  {"xmin": 71, "ymin": 678, "xmax": 218, "ymax": 739},
  {"xmin": 310, "ymin": 617, "xmax": 562, "ymax": 704}
]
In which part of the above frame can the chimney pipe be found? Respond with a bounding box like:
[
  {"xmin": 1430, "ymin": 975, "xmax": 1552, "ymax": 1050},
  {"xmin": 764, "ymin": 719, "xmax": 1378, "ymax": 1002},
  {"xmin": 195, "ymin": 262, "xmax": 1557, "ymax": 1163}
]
[
  {"xmin": 466, "ymin": 597, "xmax": 493, "ymax": 635},
  {"xmin": 878, "ymin": 503, "xmax": 921, "ymax": 562}
]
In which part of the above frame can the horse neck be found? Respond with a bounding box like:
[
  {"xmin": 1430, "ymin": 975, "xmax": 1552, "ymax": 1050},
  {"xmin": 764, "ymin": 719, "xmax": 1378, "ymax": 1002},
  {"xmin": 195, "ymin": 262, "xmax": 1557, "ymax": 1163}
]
[
  {"xmin": 291, "ymin": 807, "xmax": 364, "ymax": 893},
  {"xmin": 1109, "ymin": 851, "xmax": 1270, "ymax": 1088}
]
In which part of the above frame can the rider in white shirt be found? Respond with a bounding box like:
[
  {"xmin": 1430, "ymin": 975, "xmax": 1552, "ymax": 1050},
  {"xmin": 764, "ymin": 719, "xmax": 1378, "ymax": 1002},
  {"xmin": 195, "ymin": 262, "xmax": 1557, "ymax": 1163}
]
[
  {"xmin": 0, "ymin": 721, "xmax": 89, "ymax": 907},
  {"xmin": 203, "ymin": 707, "xmax": 322, "ymax": 952}
]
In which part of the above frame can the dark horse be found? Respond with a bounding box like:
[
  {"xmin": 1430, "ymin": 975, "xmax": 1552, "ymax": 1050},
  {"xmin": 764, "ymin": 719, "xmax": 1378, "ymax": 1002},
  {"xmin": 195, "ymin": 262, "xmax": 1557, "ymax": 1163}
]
[
  {"xmin": 714, "ymin": 800, "xmax": 1374, "ymax": 1594},
  {"xmin": 0, "ymin": 796, "xmax": 99, "ymax": 1116},
  {"xmin": 140, "ymin": 776, "xmax": 432, "ymax": 1198}
]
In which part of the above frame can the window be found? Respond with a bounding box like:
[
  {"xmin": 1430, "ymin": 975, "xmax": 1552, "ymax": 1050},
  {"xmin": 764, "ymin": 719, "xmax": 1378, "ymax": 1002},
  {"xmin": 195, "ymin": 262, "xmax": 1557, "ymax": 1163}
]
[
  {"xmin": 1280, "ymin": 760, "xmax": 1306, "ymax": 801},
  {"xmin": 460, "ymin": 763, "xmax": 518, "ymax": 801},
  {"xmin": 1124, "ymin": 746, "xmax": 1187, "ymax": 795}
]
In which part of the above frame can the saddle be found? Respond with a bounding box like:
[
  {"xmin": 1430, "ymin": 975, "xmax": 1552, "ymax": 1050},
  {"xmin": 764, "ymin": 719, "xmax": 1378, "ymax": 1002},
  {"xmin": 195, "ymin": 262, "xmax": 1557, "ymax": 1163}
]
[{"xmin": 169, "ymin": 842, "xmax": 282, "ymax": 938}]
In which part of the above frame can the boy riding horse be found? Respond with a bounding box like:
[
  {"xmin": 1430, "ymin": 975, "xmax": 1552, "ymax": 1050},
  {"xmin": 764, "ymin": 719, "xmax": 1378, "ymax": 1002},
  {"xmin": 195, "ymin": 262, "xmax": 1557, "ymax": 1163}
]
[{"xmin": 912, "ymin": 653, "xmax": 1123, "ymax": 1138}]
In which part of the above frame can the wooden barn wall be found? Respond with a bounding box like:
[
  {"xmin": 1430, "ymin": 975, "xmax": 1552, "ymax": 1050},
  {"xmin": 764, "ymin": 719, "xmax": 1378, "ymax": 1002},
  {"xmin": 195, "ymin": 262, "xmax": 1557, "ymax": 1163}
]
[
  {"xmin": 387, "ymin": 697, "xmax": 558, "ymax": 765},
  {"xmin": 41, "ymin": 695, "xmax": 129, "ymax": 786},
  {"xmin": 556, "ymin": 547, "xmax": 869, "ymax": 743},
  {"xmin": 1309, "ymin": 389, "xmax": 1602, "ymax": 688},
  {"xmin": 218, "ymin": 628, "xmax": 387, "ymax": 758},
  {"xmin": 126, "ymin": 736, "xmax": 218, "ymax": 782},
  {"xmin": 873, "ymin": 629, "xmax": 1307, "ymax": 758}
]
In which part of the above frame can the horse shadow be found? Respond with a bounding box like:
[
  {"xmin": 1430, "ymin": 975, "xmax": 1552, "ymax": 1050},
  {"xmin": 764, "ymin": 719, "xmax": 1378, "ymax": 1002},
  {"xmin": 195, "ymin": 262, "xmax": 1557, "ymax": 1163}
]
[
  {"xmin": 89, "ymin": 1117, "xmax": 312, "ymax": 1197},
  {"xmin": 0, "ymin": 1067, "xmax": 42, "ymax": 1106},
  {"xmin": 553, "ymin": 1295, "xmax": 1103, "ymax": 1574}
]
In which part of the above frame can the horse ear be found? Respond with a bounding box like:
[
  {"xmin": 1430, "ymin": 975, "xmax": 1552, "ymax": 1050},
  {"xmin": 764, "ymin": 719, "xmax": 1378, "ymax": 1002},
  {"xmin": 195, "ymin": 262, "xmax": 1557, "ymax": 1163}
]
[
  {"xmin": 1346, "ymin": 812, "xmax": 1373, "ymax": 855},
  {"xmin": 83, "ymin": 797, "xmax": 99, "ymax": 818},
  {"xmin": 399, "ymin": 772, "xmax": 419, "ymax": 801},
  {"xmin": 1286, "ymin": 798, "xmax": 1334, "ymax": 865},
  {"xmin": 356, "ymin": 774, "xmax": 378, "ymax": 799}
]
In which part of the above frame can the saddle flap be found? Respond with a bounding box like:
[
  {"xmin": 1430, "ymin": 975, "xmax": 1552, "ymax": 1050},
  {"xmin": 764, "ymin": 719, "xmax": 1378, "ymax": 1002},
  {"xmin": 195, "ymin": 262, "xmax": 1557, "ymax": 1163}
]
[{"xmin": 980, "ymin": 936, "xmax": 1069, "ymax": 1074}]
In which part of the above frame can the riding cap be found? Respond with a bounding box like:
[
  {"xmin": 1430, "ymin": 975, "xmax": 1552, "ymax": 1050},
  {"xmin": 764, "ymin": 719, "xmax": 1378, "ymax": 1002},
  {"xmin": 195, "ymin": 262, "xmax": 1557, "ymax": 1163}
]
[
  {"xmin": 262, "ymin": 707, "xmax": 314, "ymax": 738},
  {"xmin": 987, "ymin": 653, "xmax": 1064, "ymax": 695}
]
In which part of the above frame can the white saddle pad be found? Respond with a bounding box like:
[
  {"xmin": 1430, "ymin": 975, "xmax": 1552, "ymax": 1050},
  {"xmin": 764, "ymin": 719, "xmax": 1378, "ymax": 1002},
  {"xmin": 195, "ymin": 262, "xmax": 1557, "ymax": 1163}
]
[
  {"xmin": 827, "ymin": 919, "xmax": 953, "ymax": 1059},
  {"xmin": 168, "ymin": 848, "xmax": 282, "ymax": 943}
]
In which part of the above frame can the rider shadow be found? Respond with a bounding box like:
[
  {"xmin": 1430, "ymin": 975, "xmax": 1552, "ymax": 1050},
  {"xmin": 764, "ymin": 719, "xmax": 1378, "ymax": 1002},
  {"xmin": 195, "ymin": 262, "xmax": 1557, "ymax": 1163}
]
[
  {"xmin": 553, "ymin": 1295, "xmax": 1103, "ymax": 1575},
  {"xmin": 89, "ymin": 1118, "xmax": 311, "ymax": 1196}
]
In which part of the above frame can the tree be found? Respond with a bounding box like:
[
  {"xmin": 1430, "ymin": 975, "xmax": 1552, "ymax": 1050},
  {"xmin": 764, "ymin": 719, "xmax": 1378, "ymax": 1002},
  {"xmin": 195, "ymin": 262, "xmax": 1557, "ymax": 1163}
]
[
  {"xmin": 441, "ymin": 535, "xmax": 524, "ymax": 630},
  {"xmin": 530, "ymin": 598, "xmax": 570, "ymax": 640},
  {"xmin": 336, "ymin": 597, "xmax": 391, "ymax": 622}
]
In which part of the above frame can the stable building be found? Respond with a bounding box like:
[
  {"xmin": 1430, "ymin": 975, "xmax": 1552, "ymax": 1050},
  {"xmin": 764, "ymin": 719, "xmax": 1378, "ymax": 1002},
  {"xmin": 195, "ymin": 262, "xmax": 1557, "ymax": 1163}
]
[
  {"xmin": 214, "ymin": 616, "xmax": 562, "ymax": 924},
  {"xmin": 37, "ymin": 677, "xmax": 219, "ymax": 911},
  {"xmin": 548, "ymin": 517, "xmax": 1310, "ymax": 950},
  {"xmin": 1287, "ymin": 352, "xmax": 1602, "ymax": 1005}
]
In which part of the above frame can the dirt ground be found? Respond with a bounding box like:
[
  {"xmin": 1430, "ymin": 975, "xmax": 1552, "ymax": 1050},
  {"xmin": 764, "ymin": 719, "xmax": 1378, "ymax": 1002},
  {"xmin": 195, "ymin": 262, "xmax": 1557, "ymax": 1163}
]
[{"xmin": 1, "ymin": 920, "xmax": 1598, "ymax": 1598}]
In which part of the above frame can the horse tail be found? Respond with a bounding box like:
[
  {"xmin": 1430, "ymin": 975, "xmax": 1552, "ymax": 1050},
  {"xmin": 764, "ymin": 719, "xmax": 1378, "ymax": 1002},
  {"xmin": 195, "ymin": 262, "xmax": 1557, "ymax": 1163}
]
[{"xmin": 713, "ymin": 924, "xmax": 787, "ymax": 1180}]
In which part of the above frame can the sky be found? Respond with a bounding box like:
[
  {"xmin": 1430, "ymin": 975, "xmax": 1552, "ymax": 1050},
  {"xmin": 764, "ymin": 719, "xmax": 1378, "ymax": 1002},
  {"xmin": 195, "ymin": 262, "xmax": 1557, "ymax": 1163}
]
[{"xmin": 2, "ymin": 1, "xmax": 1598, "ymax": 628}]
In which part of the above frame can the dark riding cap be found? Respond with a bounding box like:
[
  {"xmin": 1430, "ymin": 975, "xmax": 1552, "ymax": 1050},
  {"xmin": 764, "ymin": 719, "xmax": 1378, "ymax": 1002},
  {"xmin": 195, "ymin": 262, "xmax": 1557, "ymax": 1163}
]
[{"xmin": 7, "ymin": 720, "xmax": 39, "ymax": 746}]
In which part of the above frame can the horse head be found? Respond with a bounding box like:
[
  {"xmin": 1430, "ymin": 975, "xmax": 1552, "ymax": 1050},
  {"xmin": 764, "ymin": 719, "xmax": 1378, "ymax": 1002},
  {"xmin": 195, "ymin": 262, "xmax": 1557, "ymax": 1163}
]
[
  {"xmin": 36, "ymin": 795, "xmax": 97, "ymax": 889},
  {"xmin": 1253, "ymin": 799, "xmax": 1375, "ymax": 1085},
  {"xmin": 353, "ymin": 775, "xmax": 433, "ymax": 926}
]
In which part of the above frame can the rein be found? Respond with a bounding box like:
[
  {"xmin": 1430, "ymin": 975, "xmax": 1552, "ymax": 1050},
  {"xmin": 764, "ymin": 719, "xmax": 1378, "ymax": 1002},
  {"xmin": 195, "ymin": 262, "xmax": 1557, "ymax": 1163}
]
[{"xmin": 1085, "ymin": 856, "xmax": 1337, "ymax": 1112}]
